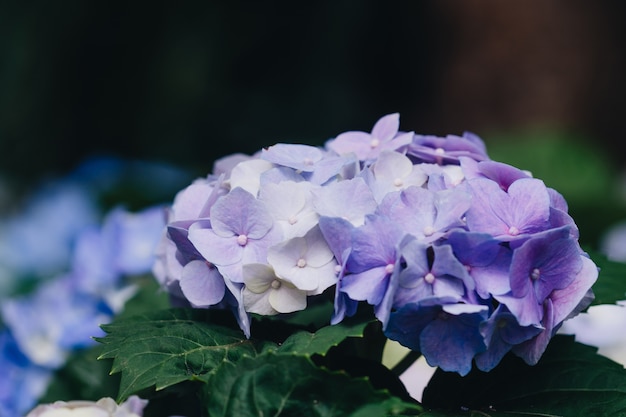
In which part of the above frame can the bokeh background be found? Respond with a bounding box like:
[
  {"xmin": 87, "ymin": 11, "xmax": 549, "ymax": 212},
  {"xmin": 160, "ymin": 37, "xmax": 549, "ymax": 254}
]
[{"xmin": 1, "ymin": 0, "xmax": 626, "ymax": 248}]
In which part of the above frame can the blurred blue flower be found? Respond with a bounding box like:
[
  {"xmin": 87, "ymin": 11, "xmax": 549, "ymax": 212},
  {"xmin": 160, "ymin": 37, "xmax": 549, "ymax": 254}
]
[
  {"xmin": 0, "ymin": 330, "xmax": 51, "ymax": 417},
  {"xmin": 0, "ymin": 182, "xmax": 98, "ymax": 294},
  {"xmin": 0, "ymin": 155, "xmax": 183, "ymax": 417},
  {"xmin": 2, "ymin": 276, "xmax": 112, "ymax": 368}
]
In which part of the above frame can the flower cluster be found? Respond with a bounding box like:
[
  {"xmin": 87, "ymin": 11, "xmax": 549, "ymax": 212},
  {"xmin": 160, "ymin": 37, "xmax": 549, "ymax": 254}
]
[
  {"xmin": 0, "ymin": 158, "xmax": 181, "ymax": 417},
  {"xmin": 154, "ymin": 113, "xmax": 598, "ymax": 375},
  {"xmin": 0, "ymin": 205, "xmax": 164, "ymax": 417}
]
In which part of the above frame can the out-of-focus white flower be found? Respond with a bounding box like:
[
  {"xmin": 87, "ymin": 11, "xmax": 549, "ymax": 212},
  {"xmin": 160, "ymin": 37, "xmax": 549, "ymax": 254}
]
[
  {"xmin": 560, "ymin": 301, "xmax": 626, "ymax": 367},
  {"xmin": 600, "ymin": 221, "xmax": 626, "ymax": 262},
  {"xmin": 25, "ymin": 396, "xmax": 148, "ymax": 417},
  {"xmin": 559, "ymin": 221, "xmax": 626, "ymax": 367}
]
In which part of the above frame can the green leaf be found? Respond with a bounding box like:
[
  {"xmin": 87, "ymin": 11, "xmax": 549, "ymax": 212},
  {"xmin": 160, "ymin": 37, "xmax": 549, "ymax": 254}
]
[
  {"xmin": 423, "ymin": 335, "xmax": 626, "ymax": 416},
  {"xmin": 97, "ymin": 308, "xmax": 261, "ymax": 401},
  {"xmin": 274, "ymin": 320, "xmax": 371, "ymax": 357},
  {"xmin": 588, "ymin": 250, "xmax": 626, "ymax": 306},
  {"xmin": 202, "ymin": 352, "xmax": 422, "ymax": 417}
]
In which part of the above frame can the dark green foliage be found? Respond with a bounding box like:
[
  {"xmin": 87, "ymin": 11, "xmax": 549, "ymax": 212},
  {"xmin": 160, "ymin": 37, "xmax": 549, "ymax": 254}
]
[{"xmin": 423, "ymin": 335, "xmax": 626, "ymax": 417}]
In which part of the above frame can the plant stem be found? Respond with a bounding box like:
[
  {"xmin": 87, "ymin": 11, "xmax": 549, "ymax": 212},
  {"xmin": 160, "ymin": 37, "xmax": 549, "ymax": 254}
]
[{"xmin": 391, "ymin": 350, "xmax": 422, "ymax": 376}]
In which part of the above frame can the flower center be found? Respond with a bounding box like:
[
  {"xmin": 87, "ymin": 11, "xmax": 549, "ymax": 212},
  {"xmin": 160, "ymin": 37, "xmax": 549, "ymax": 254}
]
[
  {"xmin": 424, "ymin": 272, "xmax": 435, "ymax": 284},
  {"xmin": 303, "ymin": 157, "xmax": 315, "ymax": 166},
  {"xmin": 393, "ymin": 178, "xmax": 404, "ymax": 187},
  {"xmin": 271, "ymin": 280, "xmax": 281, "ymax": 289},
  {"xmin": 530, "ymin": 268, "xmax": 541, "ymax": 281},
  {"xmin": 423, "ymin": 226, "xmax": 435, "ymax": 237},
  {"xmin": 297, "ymin": 258, "xmax": 307, "ymax": 268},
  {"xmin": 334, "ymin": 264, "xmax": 342, "ymax": 274},
  {"xmin": 508, "ymin": 226, "xmax": 520, "ymax": 236},
  {"xmin": 370, "ymin": 138, "xmax": 380, "ymax": 148},
  {"xmin": 434, "ymin": 147, "xmax": 445, "ymax": 155},
  {"xmin": 384, "ymin": 263, "xmax": 394, "ymax": 274},
  {"xmin": 288, "ymin": 216, "xmax": 298, "ymax": 225},
  {"xmin": 236, "ymin": 234, "xmax": 248, "ymax": 246}
]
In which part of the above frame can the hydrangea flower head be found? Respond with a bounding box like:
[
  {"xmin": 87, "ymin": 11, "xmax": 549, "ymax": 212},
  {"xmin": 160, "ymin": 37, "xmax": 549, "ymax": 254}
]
[{"xmin": 156, "ymin": 113, "xmax": 598, "ymax": 373}]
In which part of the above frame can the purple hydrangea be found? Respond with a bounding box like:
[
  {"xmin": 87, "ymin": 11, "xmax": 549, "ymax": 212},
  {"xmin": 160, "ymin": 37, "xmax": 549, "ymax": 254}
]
[{"xmin": 156, "ymin": 113, "xmax": 598, "ymax": 374}]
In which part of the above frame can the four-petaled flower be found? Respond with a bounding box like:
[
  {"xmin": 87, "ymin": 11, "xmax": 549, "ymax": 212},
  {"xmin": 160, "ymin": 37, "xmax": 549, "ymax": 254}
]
[
  {"xmin": 242, "ymin": 263, "xmax": 307, "ymax": 315},
  {"xmin": 188, "ymin": 187, "xmax": 280, "ymax": 283},
  {"xmin": 327, "ymin": 113, "xmax": 413, "ymax": 161}
]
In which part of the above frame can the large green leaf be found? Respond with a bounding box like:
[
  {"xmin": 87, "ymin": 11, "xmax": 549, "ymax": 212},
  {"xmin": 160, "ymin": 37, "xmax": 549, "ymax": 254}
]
[
  {"xmin": 588, "ymin": 250, "xmax": 626, "ymax": 306},
  {"xmin": 422, "ymin": 335, "xmax": 626, "ymax": 416},
  {"xmin": 202, "ymin": 352, "xmax": 422, "ymax": 417},
  {"xmin": 97, "ymin": 308, "xmax": 260, "ymax": 401}
]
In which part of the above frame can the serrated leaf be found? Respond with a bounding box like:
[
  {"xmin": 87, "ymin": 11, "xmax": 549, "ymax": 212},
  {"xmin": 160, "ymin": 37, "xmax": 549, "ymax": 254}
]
[
  {"xmin": 202, "ymin": 352, "xmax": 422, "ymax": 417},
  {"xmin": 275, "ymin": 320, "xmax": 371, "ymax": 357},
  {"xmin": 423, "ymin": 335, "xmax": 626, "ymax": 416},
  {"xmin": 588, "ymin": 250, "xmax": 626, "ymax": 306},
  {"xmin": 97, "ymin": 308, "xmax": 260, "ymax": 401}
]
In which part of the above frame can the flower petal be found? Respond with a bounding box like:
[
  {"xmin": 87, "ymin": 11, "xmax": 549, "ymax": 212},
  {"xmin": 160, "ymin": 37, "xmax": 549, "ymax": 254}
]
[
  {"xmin": 371, "ymin": 113, "xmax": 400, "ymax": 142},
  {"xmin": 180, "ymin": 260, "xmax": 226, "ymax": 306},
  {"xmin": 269, "ymin": 284, "xmax": 307, "ymax": 313}
]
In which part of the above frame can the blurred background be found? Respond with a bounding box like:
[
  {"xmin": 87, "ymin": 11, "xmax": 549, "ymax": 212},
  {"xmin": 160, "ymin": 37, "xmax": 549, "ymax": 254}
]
[{"xmin": 1, "ymin": 0, "xmax": 626, "ymax": 248}]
